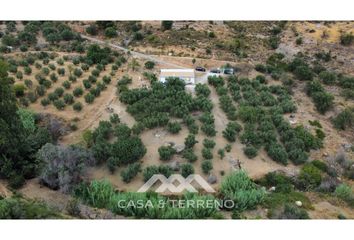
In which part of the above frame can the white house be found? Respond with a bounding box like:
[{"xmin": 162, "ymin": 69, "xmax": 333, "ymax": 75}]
[{"xmin": 159, "ymin": 69, "xmax": 195, "ymax": 85}]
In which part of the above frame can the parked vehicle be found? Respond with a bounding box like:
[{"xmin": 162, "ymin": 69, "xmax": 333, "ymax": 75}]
[
  {"xmin": 223, "ymin": 68, "xmax": 234, "ymax": 75},
  {"xmin": 195, "ymin": 67, "xmax": 206, "ymax": 72},
  {"xmin": 210, "ymin": 68, "xmax": 221, "ymax": 74}
]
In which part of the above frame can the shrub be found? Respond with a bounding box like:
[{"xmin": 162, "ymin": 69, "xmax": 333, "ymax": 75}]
[
  {"xmin": 73, "ymin": 102, "xmax": 83, "ymax": 112},
  {"xmin": 144, "ymin": 61, "xmax": 155, "ymax": 69},
  {"xmin": 222, "ymin": 121, "xmax": 241, "ymax": 142},
  {"xmin": 295, "ymin": 37, "xmax": 303, "ymax": 45},
  {"xmin": 167, "ymin": 122, "xmax": 181, "ymax": 134},
  {"xmin": 110, "ymin": 113, "xmax": 120, "ymax": 124},
  {"xmin": 114, "ymin": 124, "xmax": 131, "ymax": 139},
  {"xmin": 110, "ymin": 136, "xmax": 146, "ymax": 165},
  {"xmin": 57, "ymin": 68, "xmax": 65, "ymax": 76},
  {"xmin": 279, "ymin": 204, "xmax": 309, "ymax": 219},
  {"xmin": 218, "ymin": 149, "xmax": 225, "ymax": 159},
  {"xmin": 84, "ymin": 93, "xmax": 95, "ymax": 103},
  {"xmin": 184, "ymin": 134, "xmax": 198, "ymax": 149},
  {"xmin": 203, "ymin": 139, "xmax": 215, "ymax": 149},
  {"xmin": 53, "ymin": 99, "xmax": 65, "ymax": 110},
  {"xmin": 335, "ymin": 184, "xmax": 353, "ymax": 202},
  {"xmin": 50, "ymin": 72, "xmax": 58, "ymax": 82},
  {"xmin": 16, "ymin": 71, "xmax": 23, "ymax": 80},
  {"xmin": 294, "ymin": 65, "xmax": 313, "ymax": 81},
  {"xmin": 41, "ymin": 98, "xmax": 50, "ymax": 106},
  {"xmin": 24, "ymin": 66, "xmax": 32, "ymax": 75},
  {"xmin": 243, "ymin": 146, "xmax": 258, "ymax": 159},
  {"xmin": 62, "ymin": 80, "xmax": 71, "ymax": 89},
  {"xmin": 312, "ymin": 91, "xmax": 334, "ymax": 114},
  {"xmin": 86, "ymin": 24, "xmax": 98, "ymax": 35},
  {"xmin": 181, "ymin": 163, "xmax": 194, "ymax": 178},
  {"xmin": 182, "ymin": 148, "xmax": 198, "ymax": 162},
  {"xmin": 63, "ymin": 93, "xmax": 74, "ymax": 105},
  {"xmin": 201, "ymin": 160, "xmax": 213, "ymax": 174},
  {"xmin": 297, "ymin": 163, "xmax": 322, "ymax": 190},
  {"xmin": 13, "ymin": 83, "xmax": 25, "ymax": 97},
  {"xmin": 319, "ymin": 71, "xmax": 337, "ymax": 85},
  {"xmin": 202, "ymin": 147, "xmax": 213, "ymax": 160},
  {"xmin": 73, "ymin": 87, "xmax": 84, "ymax": 97},
  {"xmin": 161, "ymin": 21, "xmax": 173, "ymax": 31},
  {"xmin": 105, "ymin": 27, "xmax": 117, "ymax": 38},
  {"xmin": 195, "ymin": 83, "xmax": 211, "ymax": 97},
  {"xmin": 48, "ymin": 92, "xmax": 58, "ymax": 101},
  {"xmin": 73, "ymin": 68, "xmax": 83, "ymax": 77},
  {"xmin": 121, "ymin": 163, "xmax": 140, "ymax": 183},
  {"xmin": 37, "ymin": 143, "xmax": 95, "ymax": 193},
  {"xmin": 221, "ymin": 171, "xmax": 265, "ymax": 211},
  {"xmin": 266, "ymin": 143, "xmax": 288, "ymax": 165},
  {"xmin": 332, "ymin": 108, "xmax": 354, "ymax": 130},
  {"xmin": 102, "ymin": 76, "xmax": 111, "ymax": 84},
  {"xmin": 158, "ymin": 145, "xmax": 176, "ymax": 161},
  {"xmin": 54, "ymin": 87, "xmax": 64, "ymax": 97},
  {"xmin": 340, "ymin": 32, "xmax": 354, "ymax": 46},
  {"xmin": 143, "ymin": 165, "xmax": 172, "ymax": 182}
]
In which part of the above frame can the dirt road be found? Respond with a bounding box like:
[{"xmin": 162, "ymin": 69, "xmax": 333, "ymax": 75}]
[{"xmin": 81, "ymin": 34, "xmax": 186, "ymax": 69}]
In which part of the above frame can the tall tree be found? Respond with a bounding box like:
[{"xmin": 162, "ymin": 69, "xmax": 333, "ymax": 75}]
[{"xmin": 0, "ymin": 60, "xmax": 26, "ymax": 178}]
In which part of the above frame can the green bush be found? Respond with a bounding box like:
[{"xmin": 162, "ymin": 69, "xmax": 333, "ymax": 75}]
[
  {"xmin": 54, "ymin": 87, "xmax": 64, "ymax": 97},
  {"xmin": 40, "ymin": 98, "xmax": 50, "ymax": 106},
  {"xmin": 167, "ymin": 122, "xmax": 181, "ymax": 134},
  {"xmin": 73, "ymin": 102, "xmax": 83, "ymax": 112},
  {"xmin": 110, "ymin": 113, "xmax": 120, "ymax": 124},
  {"xmin": 221, "ymin": 171, "xmax": 265, "ymax": 211},
  {"xmin": 182, "ymin": 148, "xmax": 198, "ymax": 162},
  {"xmin": 294, "ymin": 65, "xmax": 313, "ymax": 81},
  {"xmin": 53, "ymin": 99, "xmax": 65, "ymax": 110},
  {"xmin": 158, "ymin": 145, "xmax": 176, "ymax": 161},
  {"xmin": 201, "ymin": 160, "xmax": 213, "ymax": 174},
  {"xmin": 62, "ymin": 80, "xmax": 71, "ymax": 89},
  {"xmin": 266, "ymin": 143, "xmax": 288, "ymax": 165},
  {"xmin": 111, "ymin": 136, "xmax": 146, "ymax": 165},
  {"xmin": 184, "ymin": 134, "xmax": 198, "ymax": 148},
  {"xmin": 144, "ymin": 61, "xmax": 155, "ymax": 69},
  {"xmin": 195, "ymin": 83, "xmax": 211, "ymax": 97},
  {"xmin": 243, "ymin": 146, "xmax": 258, "ymax": 159},
  {"xmin": 181, "ymin": 163, "xmax": 194, "ymax": 178},
  {"xmin": 84, "ymin": 93, "xmax": 95, "ymax": 103},
  {"xmin": 143, "ymin": 165, "xmax": 172, "ymax": 182},
  {"xmin": 222, "ymin": 121, "xmax": 242, "ymax": 142},
  {"xmin": 279, "ymin": 204, "xmax": 309, "ymax": 219},
  {"xmin": 73, "ymin": 87, "xmax": 83, "ymax": 97},
  {"xmin": 121, "ymin": 163, "xmax": 141, "ymax": 183},
  {"xmin": 203, "ymin": 138, "xmax": 216, "ymax": 149},
  {"xmin": 340, "ymin": 32, "xmax": 354, "ymax": 46},
  {"xmin": 332, "ymin": 108, "xmax": 354, "ymax": 130},
  {"xmin": 319, "ymin": 71, "xmax": 337, "ymax": 85},
  {"xmin": 217, "ymin": 149, "xmax": 225, "ymax": 159},
  {"xmin": 105, "ymin": 27, "xmax": 117, "ymax": 38},
  {"xmin": 335, "ymin": 184, "xmax": 353, "ymax": 203},
  {"xmin": 297, "ymin": 163, "xmax": 322, "ymax": 190},
  {"xmin": 312, "ymin": 91, "xmax": 334, "ymax": 114},
  {"xmin": 161, "ymin": 21, "xmax": 173, "ymax": 31},
  {"xmin": 63, "ymin": 93, "xmax": 74, "ymax": 105},
  {"xmin": 202, "ymin": 147, "xmax": 213, "ymax": 160},
  {"xmin": 13, "ymin": 83, "xmax": 25, "ymax": 97},
  {"xmin": 48, "ymin": 92, "xmax": 59, "ymax": 101},
  {"xmin": 0, "ymin": 197, "xmax": 61, "ymax": 219}
]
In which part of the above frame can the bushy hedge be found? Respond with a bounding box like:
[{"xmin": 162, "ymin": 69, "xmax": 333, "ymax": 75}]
[
  {"xmin": 220, "ymin": 171, "xmax": 265, "ymax": 211},
  {"xmin": 75, "ymin": 180, "xmax": 219, "ymax": 219}
]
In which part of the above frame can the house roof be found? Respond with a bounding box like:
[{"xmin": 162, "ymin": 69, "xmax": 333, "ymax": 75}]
[{"xmin": 160, "ymin": 69, "xmax": 195, "ymax": 78}]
